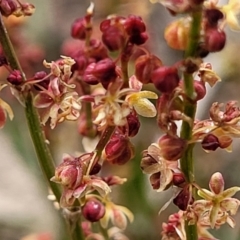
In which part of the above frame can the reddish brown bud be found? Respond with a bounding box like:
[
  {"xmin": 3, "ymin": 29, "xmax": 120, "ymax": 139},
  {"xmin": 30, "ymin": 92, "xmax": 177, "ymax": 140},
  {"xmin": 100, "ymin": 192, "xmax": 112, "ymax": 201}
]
[
  {"xmin": 124, "ymin": 15, "xmax": 146, "ymax": 35},
  {"xmin": 88, "ymin": 39, "xmax": 108, "ymax": 61},
  {"xmin": 82, "ymin": 198, "xmax": 105, "ymax": 222},
  {"xmin": 0, "ymin": 0, "xmax": 18, "ymax": 17},
  {"xmin": 34, "ymin": 71, "xmax": 47, "ymax": 80},
  {"xmin": 83, "ymin": 63, "xmax": 99, "ymax": 85},
  {"xmin": 172, "ymin": 173, "xmax": 186, "ymax": 187},
  {"xmin": 150, "ymin": 172, "xmax": 161, "ymax": 190},
  {"xmin": 151, "ymin": 66, "xmax": 180, "ymax": 93},
  {"xmin": 89, "ymin": 163, "xmax": 102, "ymax": 175},
  {"xmin": 173, "ymin": 186, "xmax": 193, "ymax": 210},
  {"xmin": 33, "ymin": 71, "xmax": 50, "ymax": 90},
  {"xmin": 52, "ymin": 156, "xmax": 83, "ymax": 189},
  {"xmin": 105, "ymin": 134, "xmax": 134, "ymax": 165},
  {"xmin": 135, "ymin": 54, "xmax": 162, "ymax": 84},
  {"xmin": 202, "ymin": 134, "xmax": 220, "ymax": 151},
  {"xmin": 73, "ymin": 55, "xmax": 89, "ymax": 75},
  {"xmin": 183, "ymin": 58, "xmax": 202, "ymax": 74},
  {"xmin": 194, "ymin": 80, "xmax": 206, "ymax": 101},
  {"xmin": 93, "ymin": 58, "xmax": 117, "ymax": 88},
  {"xmin": 205, "ymin": 8, "xmax": 224, "ymax": 27},
  {"xmin": 71, "ymin": 17, "xmax": 88, "ymax": 40},
  {"xmin": 196, "ymin": 43, "xmax": 210, "ymax": 58},
  {"xmin": 205, "ymin": 28, "xmax": 226, "ymax": 52},
  {"xmin": 218, "ymin": 135, "xmax": 232, "ymax": 149},
  {"xmin": 119, "ymin": 110, "xmax": 140, "ymax": 137},
  {"xmin": 7, "ymin": 70, "xmax": 23, "ymax": 85},
  {"xmin": 129, "ymin": 32, "xmax": 148, "ymax": 45},
  {"xmin": 158, "ymin": 135, "xmax": 187, "ymax": 161},
  {"xmin": 102, "ymin": 26, "xmax": 125, "ymax": 51},
  {"xmin": 150, "ymin": 172, "xmax": 172, "ymax": 190},
  {"xmin": 126, "ymin": 111, "xmax": 140, "ymax": 137}
]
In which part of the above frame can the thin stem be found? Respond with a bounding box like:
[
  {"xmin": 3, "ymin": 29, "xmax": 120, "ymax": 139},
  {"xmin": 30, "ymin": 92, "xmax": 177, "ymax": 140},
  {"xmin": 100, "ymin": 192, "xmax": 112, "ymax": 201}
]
[
  {"xmin": 0, "ymin": 12, "xmax": 61, "ymax": 203},
  {"xmin": 87, "ymin": 125, "xmax": 115, "ymax": 174},
  {"xmin": 0, "ymin": 14, "xmax": 24, "ymax": 75},
  {"xmin": 180, "ymin": 7, "xmax": 203, "ymax": 240},
  {"xmin": 95, "ymin": 125, "xmax": 115, "ymax": 157},
  {"xmin": 0, "ymin": 13, "xmax": 84, "ymax": 240},
  {"xmin": 24, "ymin": 93, "xmax": 62, "ymax": 201}
]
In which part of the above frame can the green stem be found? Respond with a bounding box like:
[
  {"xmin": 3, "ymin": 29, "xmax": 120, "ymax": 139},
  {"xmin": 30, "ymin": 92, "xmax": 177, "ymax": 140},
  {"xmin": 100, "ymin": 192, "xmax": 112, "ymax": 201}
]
[
  {"xmin": 0, "ymin": 13, "xmax": 84, "ymax": 240},
  {"xmin": 180, "ymin": 7, "xmax": 203, "ymax": 240},
  {"xmin": 24, "ymin": 93, "xmax": 62, "ymax": 201},
  {"xmin": 0, "ymin": 12, "xmax": 61, "ymax": 203}
]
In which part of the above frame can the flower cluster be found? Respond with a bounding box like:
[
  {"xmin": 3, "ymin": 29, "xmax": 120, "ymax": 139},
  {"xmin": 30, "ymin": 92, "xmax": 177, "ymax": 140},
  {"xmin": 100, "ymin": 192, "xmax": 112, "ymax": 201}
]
[{"xmin": 0, "ymin": 0, "xmax": 240, "ymax": 239}]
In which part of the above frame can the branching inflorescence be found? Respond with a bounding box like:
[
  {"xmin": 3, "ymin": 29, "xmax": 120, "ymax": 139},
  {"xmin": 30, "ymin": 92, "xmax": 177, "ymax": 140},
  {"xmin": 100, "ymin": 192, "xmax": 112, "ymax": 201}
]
[{"xmin": 0, "ymin": 0, "xmax": 240, "ymax": 239}]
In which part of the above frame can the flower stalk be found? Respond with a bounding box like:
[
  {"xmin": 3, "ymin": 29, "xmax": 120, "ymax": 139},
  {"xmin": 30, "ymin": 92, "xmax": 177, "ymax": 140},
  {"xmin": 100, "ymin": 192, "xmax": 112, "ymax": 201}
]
[
  {"xmin": 0, "ymin": 11, "xmax": 84, "ymax": 240},
  {"xmin": 180, "ymin": 7, "xmax": 203, "ymax": 240}
]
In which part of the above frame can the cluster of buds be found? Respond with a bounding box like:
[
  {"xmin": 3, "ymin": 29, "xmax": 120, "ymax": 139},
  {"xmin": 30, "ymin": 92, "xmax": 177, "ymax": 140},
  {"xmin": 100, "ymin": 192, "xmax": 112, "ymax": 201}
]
[
  {"xmin": 193, "ymin": 101, "xmax": 240, "ymax": 152},
  {"xmin": 1, "ymin": 0, "xmax": 240, "ymax": 239},
  {"xmin": 0, "ymin": 0, "xmax": 35, "ymax": 17},
  {"xmin": 163, "ymin": 0, "xmax": 240, "ymax": 55}
]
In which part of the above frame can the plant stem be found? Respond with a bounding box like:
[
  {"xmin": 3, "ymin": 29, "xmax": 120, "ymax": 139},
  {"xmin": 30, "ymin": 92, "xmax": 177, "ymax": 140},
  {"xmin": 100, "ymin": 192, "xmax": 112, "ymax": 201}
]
[
  {"xmin": 0, "ymin": 13, "xmax": 84, "ymax": 240},
  {"xmin": 95, "ymin": 125, "xmax": 115, "ymax": 157},
  {"xmin": 0, "ymin": 12, "xmax": 62, "ymax": 202},
  {"xmin": 24, "ymin": 93, "xmax": 62, "ymax": 201},
  {"xmin": 180, "ymin": 7, "xmax": 203, "ymax": 240}
]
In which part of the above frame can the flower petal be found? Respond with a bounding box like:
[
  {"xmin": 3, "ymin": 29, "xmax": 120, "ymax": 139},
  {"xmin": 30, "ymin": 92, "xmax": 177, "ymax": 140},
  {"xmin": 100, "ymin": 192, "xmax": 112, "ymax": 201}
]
[{"xmin": 132, "ymin": 98, "xmax": 157, "ymax": 117}]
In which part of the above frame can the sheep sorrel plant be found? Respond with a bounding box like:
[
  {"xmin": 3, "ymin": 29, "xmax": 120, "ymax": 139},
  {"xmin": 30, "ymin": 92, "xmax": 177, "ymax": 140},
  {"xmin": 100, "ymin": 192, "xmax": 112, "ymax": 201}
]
[{"xmin": 0, "ymin": 0, "xmax": 240, "ymax": 239}]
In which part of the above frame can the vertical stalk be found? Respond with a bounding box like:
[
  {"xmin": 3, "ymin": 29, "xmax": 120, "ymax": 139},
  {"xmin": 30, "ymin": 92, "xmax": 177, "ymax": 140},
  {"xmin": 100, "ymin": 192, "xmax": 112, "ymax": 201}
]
[
  {"xmin": 180, "ymin": 7, "xmax": 203, "ymax": 240},
  {"xmin": 0, "ymin": 13, "xmax": 84, "ymax": 240}
]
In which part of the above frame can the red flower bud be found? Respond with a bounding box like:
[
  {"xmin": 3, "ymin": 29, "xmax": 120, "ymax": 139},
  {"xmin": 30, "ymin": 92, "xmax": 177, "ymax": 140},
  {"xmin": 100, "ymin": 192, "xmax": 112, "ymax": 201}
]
[
  {"xmin": 129, "ymin": 32, "xmax": 148, "ymax": 45},
  {"xmin": 7, "ymin": 70, "xmax": 23, "ymax": 85},
  {"xmin": 52, "ymin": 156, "xmax": 83, "ymax": 189},
  {"xmin": 172, "ymin": 173, "xmax": 186, "ymax": 187},
  {"xmin": 0, "ymin": 0, "xmax": 18, "ymax": 17},
  {"xmin": 93, "ymin": 58, "xmax": 117, "ymax": 88},
  {"xmin": 33, "ymin": 71, "xmax": 50, "ymax": 90},
  {"xmin": 202, "ymin": 134, "xmax": 220, "ymax": 151},
  {"xmin": 194, "ymin": 80, "xmax": 206, "ymax": 101},
  {"xmin": 88, "ymin": 39, "xmax": 108, "ymax": 61},
  {"xmin": 83, "ymin": 63, "xmax": 99, "ymax": 85},
  {"xmin": 34, "ymin": 71, "xmax": 47, "ymax": 80},
  {"xmin": 150, "ymin": 172, "xmax": 172, "ymax": 190},
  {"xmin": 173, "ymin": 186, "xmax": 193, "ymax": 210},
  {"xmin": 205, "ymin": 8, "xmax": 224, "ymax": 27},
  {"xmin": 205, "ymin": 28, "xmax": 226, "ymax": 52},
  {"xmin": 82, "ymin": 198, "xmax": 105, "ymax": 222},
  {"xmin": 135, "ymin": 54, "xmax": 162, "ymax": 84},
  {"xmin": 150, "ymin": 172, "xmax": 161, "ymax": 190},
  {"xmin": 151, "ymin": 66, "xmax": 180, "ymax": 93},
  {"xmin": 102, "ymin": 26, "xmax": 125, "ymax": 51},
  {"xmin": 158, "ymin": 134, "xmax": 187, "ymax": 161},
  {"xmin": 105, "ymin": 134, "xmax": 135, "ymax": 165},
  {"xmin": 89, "ymin": 163, "xmax": 102, "ymax": 175},
  {"xmin": 71, "ymin": 17, "xmax": 88, "ymax": 40},
  {"xmin": 119, "ymin": 110, "xmax": 140, "ymax": 137},
  {"xmin": 124, "ymin": 15, "xmax": 146, "ymax": 35}
]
